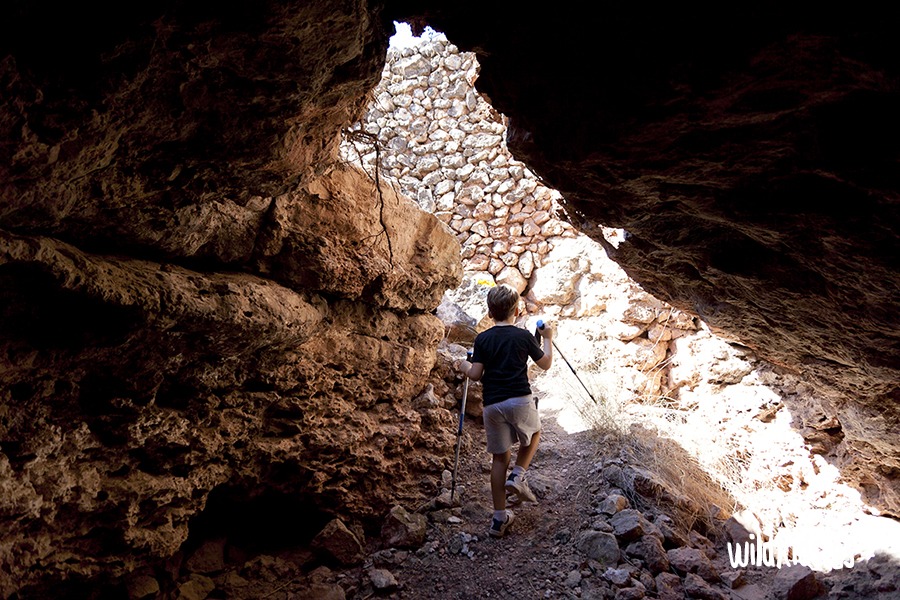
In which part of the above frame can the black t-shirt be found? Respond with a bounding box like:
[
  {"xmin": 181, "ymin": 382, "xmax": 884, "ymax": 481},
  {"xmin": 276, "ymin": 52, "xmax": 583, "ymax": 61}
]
[{"xmin": 471, "ymin": 325, "xmax": 545, "ymax": 406}]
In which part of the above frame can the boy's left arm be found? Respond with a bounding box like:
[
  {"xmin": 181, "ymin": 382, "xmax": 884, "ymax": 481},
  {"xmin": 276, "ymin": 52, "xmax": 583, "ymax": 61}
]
[{"xmin": 460, "ymin": 359, "xmax": 484, "ymax": 381}]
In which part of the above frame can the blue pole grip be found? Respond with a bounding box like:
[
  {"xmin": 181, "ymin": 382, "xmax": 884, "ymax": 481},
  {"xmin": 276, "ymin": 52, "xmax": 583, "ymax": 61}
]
[{"xmin": 537, "ymin": 319, "xmax": 545, "ymax": 329}]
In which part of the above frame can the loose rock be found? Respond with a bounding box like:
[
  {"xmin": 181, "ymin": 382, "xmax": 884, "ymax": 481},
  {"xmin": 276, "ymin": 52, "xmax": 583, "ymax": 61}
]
[
  {"xmin": 771, "ymin": 565, "xmax": 824, "ymax": 600},
  {"xmin": 311, "ymin": 519, "xmax": 365, "ymax": 566},
  {"xmin": 381, "ymin": 505, "xmax": 427, "ymax": 548},
  {"xmin": 575, "ymin": 531, "xmax": 621, "ymax": 566},
  {"xmin": 368, "ymin": 568, "xmax": 399, "ymax": 591}
]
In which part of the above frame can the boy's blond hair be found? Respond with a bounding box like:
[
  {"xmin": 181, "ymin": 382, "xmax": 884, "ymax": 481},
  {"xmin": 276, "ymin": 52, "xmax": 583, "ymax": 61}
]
[{"xmin": 487, "ymin": 284, "xmax": 519, "ymax": 321}]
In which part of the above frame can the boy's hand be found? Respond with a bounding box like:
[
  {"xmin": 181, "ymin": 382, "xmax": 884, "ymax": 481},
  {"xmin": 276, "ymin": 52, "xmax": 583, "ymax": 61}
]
[
  {"xmin": 538, "ymin": 321, "xmax": 555, "ymax": 340},
  {"xmin": 458, "ymin": 359, "xmax": 472, "ymax": 373}
]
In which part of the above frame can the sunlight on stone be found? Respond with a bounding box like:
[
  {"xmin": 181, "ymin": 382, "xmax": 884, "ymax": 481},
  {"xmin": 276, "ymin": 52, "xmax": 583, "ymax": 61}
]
[
  {"xmin": 355, "ymin": 20, "xmax": 900, "ymax": 581},
  {"xmin": 389, "ymin": 21, "xmax": 443, "ymax": 49}
]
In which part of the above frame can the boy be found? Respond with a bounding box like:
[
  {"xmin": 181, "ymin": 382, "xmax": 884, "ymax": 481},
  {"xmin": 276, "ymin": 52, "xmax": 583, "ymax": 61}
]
[{"xmin": 459, "ymin": 284, "xmax": 554, "ymax": 537}]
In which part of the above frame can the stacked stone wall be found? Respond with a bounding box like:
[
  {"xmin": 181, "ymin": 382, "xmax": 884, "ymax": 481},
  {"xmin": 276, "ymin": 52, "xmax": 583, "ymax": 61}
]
[{"xmin": 341, "ymin": 30, "xmax": 576, "ymax": 293}]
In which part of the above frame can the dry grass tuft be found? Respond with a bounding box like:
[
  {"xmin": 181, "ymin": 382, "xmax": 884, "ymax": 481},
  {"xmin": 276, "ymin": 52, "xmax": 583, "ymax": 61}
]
[
  {"xmin": 541, "ymin": 354, "xmax": 735, "ymax": 539},
  {"xmin": 617, "ymin": 425, "xmax": 731, "ymax": 538}
]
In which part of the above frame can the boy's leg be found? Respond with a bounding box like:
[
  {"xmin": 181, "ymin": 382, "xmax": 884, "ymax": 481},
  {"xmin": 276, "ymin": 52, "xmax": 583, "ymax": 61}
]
[
  {"xmin": 505, "ymin": 397, "xmax": 542, "ymax": 503},
  {"xmin": 491, "ymin": 450, "xmax": 511, "ymax": 510},
  {"xmin": 489, "ymin": 450, "xmax": 515, "ymax": 537},
  {"xmin": 514, "ymin": 430, "xmax": 541, "ymax": 470},
  {"xmin": 506, "ymin": 430, "xmax": 540, "ymax": 503}
]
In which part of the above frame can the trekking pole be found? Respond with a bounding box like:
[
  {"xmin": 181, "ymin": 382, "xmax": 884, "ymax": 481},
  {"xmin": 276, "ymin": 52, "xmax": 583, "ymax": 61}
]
[
  {"xmin": 450, "ymin": 351, "xmax": 473, "ymax": 504},
  {"xmin": 537, "ymin": 320, "xmax": 598, "ymax": 404}
]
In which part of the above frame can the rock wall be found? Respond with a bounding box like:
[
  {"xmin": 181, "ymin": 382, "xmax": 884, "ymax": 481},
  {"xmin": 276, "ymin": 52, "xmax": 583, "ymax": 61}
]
[
  {"xmin": 2, "ymin": 1, "xmax": 898, "ymax": 594},
  {"xmin": 0, "ymin": 3, "xmax": 462, "ymax": 596},
  {"xmin": 384, "ymin": 4, "xmax": 900, "ymax": 518},
  {"xmin": 347, "ymin": 23, "xmax": 899, "ymax": 520},
  {"xmin": 341, "ymin": 31, "xmax": 576, "ymax": 294}
]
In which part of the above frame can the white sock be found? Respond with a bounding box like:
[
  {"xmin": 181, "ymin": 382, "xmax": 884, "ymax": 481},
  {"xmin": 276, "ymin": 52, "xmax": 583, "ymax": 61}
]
[
  {"xmin": 493, "ymin": 510, "xmax": 507, "ymax": 522},
  {"xmin": 511, "ymin": 465, "xmax": 526, "ymax": 477}
]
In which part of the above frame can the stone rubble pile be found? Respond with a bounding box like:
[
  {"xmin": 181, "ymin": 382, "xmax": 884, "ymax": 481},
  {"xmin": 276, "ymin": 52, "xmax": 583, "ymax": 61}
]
[{"xmin": 341, "ymin": 30, "xmax": 577, "ymax": 294}]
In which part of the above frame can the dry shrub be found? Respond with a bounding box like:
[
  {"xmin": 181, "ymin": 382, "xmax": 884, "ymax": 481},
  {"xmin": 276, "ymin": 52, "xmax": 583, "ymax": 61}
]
[
  {"xmin": 617, "ymin": 425, "xmax": 732, "ymax": 538},
  {"xmin": 544, "ymin": 356, "xmax": 735, "ymax": 539}
]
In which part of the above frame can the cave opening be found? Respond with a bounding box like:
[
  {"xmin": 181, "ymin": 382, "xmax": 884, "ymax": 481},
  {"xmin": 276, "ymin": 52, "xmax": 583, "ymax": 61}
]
[{"xmin": 337, "ymin": 18, "xmax": 900, "ymax": 590}]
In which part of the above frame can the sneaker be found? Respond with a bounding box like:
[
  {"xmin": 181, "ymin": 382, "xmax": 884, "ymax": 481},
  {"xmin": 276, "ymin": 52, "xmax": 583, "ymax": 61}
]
[
  {"xmin": 489, "ymin": 509, "xmax": 515, "ymax": 538},
  {"xmin": 505, "ymin": 471, "xmax": 538, "ymax": 503}
]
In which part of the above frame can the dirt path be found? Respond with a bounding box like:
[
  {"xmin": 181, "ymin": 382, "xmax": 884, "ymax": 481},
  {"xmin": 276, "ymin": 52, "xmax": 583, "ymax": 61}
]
[
  {"xmin": 389, "ymin": 369, "xmax": 613, "ymax": 599},
  {"xmin": 164, "ymin": 355, "xmax": 900, "ymax": 599},
  {"xmin": 364, "ymin": 361, "xmax": 900, "ymax": 600}
]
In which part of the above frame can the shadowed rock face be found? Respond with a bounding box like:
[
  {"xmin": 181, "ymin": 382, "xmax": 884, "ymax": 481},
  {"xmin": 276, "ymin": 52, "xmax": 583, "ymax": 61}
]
[
  {"xmin": 1, "ymin": 1, "xmax": 461, "ymax": 595},
  {"xmin": 385, "ymin": 4, "xmax": 899, "ymax": 514},
  {"xmin": 0, "ymin": 0, "xmax": 898, "ymax": 594}
]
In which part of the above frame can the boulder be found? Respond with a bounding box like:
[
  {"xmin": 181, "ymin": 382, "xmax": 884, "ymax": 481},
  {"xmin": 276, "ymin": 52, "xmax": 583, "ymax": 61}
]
[
  {"xmin": 126, "ymin": 575, "xmax": 160, "ymax": 600},
  {"xmin": 771, "ymin": 565, "xmax": 824, "ymax": 600},
  {"xmin": 368, "ymin": 568, "xmax": 399, "ymax": 591},
  {"xmin": 610, "ymin": 509, "xmax": 653, "ymax": 543},
  {"xmin": 381, "ymin": 505, "xmax": 427, "ymax": 549},
  {"xmin": 681, "ymin": 573, "xmax": 728, "ymax": 600},
  {"xmin": 654, "ymin": 572, "xmax": 684, "ymax": 600},
  {"xmin": 666, "ymin": 547, "xmax": 720, "ymax": 583},
  {"xmin": 625, "ymin": 535, "xmax": 670, "ymax": 575},
  {"xmin": 311, "ymin": 519, "xmax": 365, "ymax": 566},
  {"xmin": 175, "ymin": 574, "xmax": 215, "ymax": 600},
  {"xmin": 575, "ymin": 531, "xmax": 620, "ymax": 566},
  {"xmin": 185, "ymin": 538, "xmax": 226, "ymax": 574},
  {"xmin": 599, "ymin": 494, "xmax": 630, "ymax": 515}
]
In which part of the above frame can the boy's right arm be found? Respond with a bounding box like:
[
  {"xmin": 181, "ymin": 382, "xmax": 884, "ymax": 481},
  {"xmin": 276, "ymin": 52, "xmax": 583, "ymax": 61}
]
[{"xmin": 535, "ymin": 322, "xmax": 554, "ymax": 370}]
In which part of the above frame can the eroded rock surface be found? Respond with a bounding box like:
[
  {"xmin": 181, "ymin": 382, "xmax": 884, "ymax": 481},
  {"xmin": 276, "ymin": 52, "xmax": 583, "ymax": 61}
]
[
  {"xmin": 2, "ymin": 1, "xmax": 899, "ymax": 596},
  {"xmin": 389, "ymin": 4, "xmax": 900, "ymax": 515},
  {"xmin": 0, "ymin": 2, "xmax": 461, "ymax": 596}
]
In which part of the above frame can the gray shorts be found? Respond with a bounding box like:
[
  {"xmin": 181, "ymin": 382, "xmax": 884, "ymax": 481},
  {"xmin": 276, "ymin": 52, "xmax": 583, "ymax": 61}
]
[{"xmin": 483, "ymin": 395, "xmax": 541, "ymax": 454}]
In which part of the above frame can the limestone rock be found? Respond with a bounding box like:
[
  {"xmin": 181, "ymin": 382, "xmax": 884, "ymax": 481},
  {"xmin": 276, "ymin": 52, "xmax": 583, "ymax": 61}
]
[
  {"xmin": 442, "ymin": 272, "xmax": 495, "ymax": 322},
  {"xmin": 614, "ymin": 587, "xmax": 646, "ymax": 600},
  {"xmin": 368, "ymin": 568, "xmax": 399, "ymax": 591},
  {"xmin": 302, "ymin": 583, "xmax": 346, "ymax": 600},
  {"xmin": 603, "ymin": 568, "xmax": 632, "ymax": 587},
  {"xmin": 528, "ymin": 242, "xmax": 591, "ymax": 305},
  {"xmin": 574, "ymin": 531, "xmax": 620, "ymax": 566},
  {"xmin": 666, "ymin": 547, "xmax": 720, "ymax": 583},
  {"xmin": 176, "ymin": 574, "xmax": 215, "ymax": 600},
  {"xmin": 495, "ymin": 266, "xmax": 528, "ymax": 294},
  {"xmin": 260, "ymin": 164, "xmax": 462, "ymax": 312},
  {"xmin": 126, "ymin": 575, "xmax": 160, "ymax": 600},
  {"xmin": 311, "ymin": 519, "xmax": 365, "ymax": 566},
  {"xmin": 381, "ymin": 505, "xmax": 427, "ymax": 549},
  {"xmin": 609, "ymin": 509, "xmax": 652, "ymax": 543},
  {"xmin": 681, "ymin": 573, "xmax": 727, "ymax": 600},
  {"xmin": 625, "ymin": 535, "xmax": 670, "ymax": 575},
  {"xmin": 771, "ymin": 565, "xmax": 824, "ymax": 600},
  {"xmin": 720, "ymin": 570, "xmax": 746, "ymax": 589},
  {"xmin": 654, "ymin": 572, "xmax": 684, "ymax": 600},
  {"xmin": 185, "ymin": 538, "xmax": 226, "ymax": 574},
  {"xmin": 723, "ymin": 515, "xmax": 755, "ymax": 547},
  {"xmin": 599, "ymin": 494, "xmax": 629, "ymax": 515}
]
